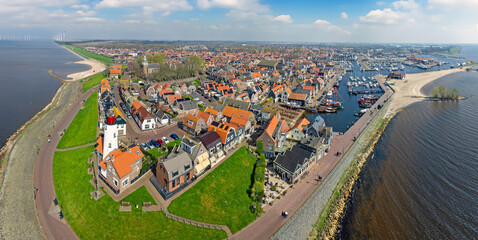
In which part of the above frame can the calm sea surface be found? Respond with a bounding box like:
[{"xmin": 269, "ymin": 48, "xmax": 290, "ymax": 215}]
[
  {"xmin": 0, "ymin": 40, "xmax": 89, "ymax": 147},
  {"xmin": 337, "ymin": 70, "xmax": 478, "ymax": 239}
]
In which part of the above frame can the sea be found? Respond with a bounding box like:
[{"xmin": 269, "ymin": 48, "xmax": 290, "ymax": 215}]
[
  {"xmin": 0, "ymin": 40, "xmax": 90, "ymax": 147},
  {"xmin": 336, "ymin": 46, "xmax": 478, "ymax": 239}
]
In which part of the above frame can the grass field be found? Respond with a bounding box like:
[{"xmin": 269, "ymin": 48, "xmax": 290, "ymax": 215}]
[
  {"xmin": 82, "ymin": 73, "xmax": 105, "ymax": 93},
  {"xmin": 168, "ymin": 147, "xmax": 257, "ymax": 233},
  {"xmin": 63, "ymin": 44, "xmax": 113, "ymax": 64},
  {"xmin": 52, "ymin": 146, "xmax": 227, "ymax": 240},
  {"xmin": 57, "ymin": 91, "xmax": 98, "ymax": 149}
]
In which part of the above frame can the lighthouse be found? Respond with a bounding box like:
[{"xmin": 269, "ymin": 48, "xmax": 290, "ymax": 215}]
[{"xmin": 103, "ymin": 109, "xmax": 118, "ymax": 158}]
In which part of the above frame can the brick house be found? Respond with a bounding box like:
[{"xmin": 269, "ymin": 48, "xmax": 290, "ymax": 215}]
[
  {"xmin": 182, "ymin": 113, "xmax": 205, "ymax": 136},
  {"xmin": 156, "ymin": 151, "xmax": 193, "ymax": 194},
  {"xmin": 98, "ymin": 145, "xmax": 144, "ymax": 193}
]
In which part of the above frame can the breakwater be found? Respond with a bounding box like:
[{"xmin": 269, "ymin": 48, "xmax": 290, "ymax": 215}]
[{"xmin": 310, "ymin": 112, "xmax": 394, "ymax": 239}]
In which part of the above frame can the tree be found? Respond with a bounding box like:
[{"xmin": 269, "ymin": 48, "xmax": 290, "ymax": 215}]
[
  {"xmin": 256, "ymin": 140, "xmax": 263, "ymax": 155},
  {"xmin": 432, "ymin": 87, "xmax": 439, "ymax": 98},
  {"xmin": 438, "ymin": 85, "xmax": 447, "ymax": 99}
]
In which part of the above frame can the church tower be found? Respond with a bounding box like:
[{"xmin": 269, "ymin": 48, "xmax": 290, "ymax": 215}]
[
  {"xmin": 142, "ymin": 55, "xmax": 148, "ymax": 75},
  {"xmin": 103, "ymin": 109, "xmax": 118, "ymax": 158}
]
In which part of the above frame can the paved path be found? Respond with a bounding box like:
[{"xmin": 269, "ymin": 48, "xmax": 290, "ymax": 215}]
[
  {"xmin": 33, "ymin": 86, "xmax": 99, "ymax": 240},
  {"xmin": 163, "ymin": 208, "xmax": 233, "ymax": 238},
  {"xmin": 0, "ymin": 82, "xmax": 81, "ymax": 240},
  {"xmin": 55, "ymin": 142, "xmax": 96, "ymax": 152},
  {"xmin": 232, "ymin": 78, "xmax": 393, "ymax": 240}
]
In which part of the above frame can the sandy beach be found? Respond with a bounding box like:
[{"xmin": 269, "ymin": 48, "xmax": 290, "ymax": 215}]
[
  {"xmin": 65, "ymin": 59, "xmax": 106, "ymax": 81},
  {"xmin": 382, "ymin": 68, "xmax": 464, "ymax": 117},
  {"xmin": 61, "ymin": 45, "xmax": 107, "ymax": 82}
]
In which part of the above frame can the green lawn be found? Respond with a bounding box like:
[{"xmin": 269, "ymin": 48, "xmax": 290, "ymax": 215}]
[
  {"xmin": 82, "ymin": 73, "xmax": 105, "ymax": 93},
  {"xmin": 63, "ymin": 44, "xmax": 113, "ymax": 64},
  {"xmin": 53, "ymin": 146, "xmax": 227, "ymax": 240},
  {"xmin": 190, "ymin": 79, "xmax": 201, "ymax": 86},
  {"xmin": 168, "ymin": 147, "xmax": 257, "ymax": 233},
  {"xmin": 57, "ymin": 91, "xmax": 98, "ymax": 149}
]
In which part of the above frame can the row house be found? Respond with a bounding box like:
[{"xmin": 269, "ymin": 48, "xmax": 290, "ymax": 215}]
[
  {"xmin": 180, "ymin": 137, "xmax": 210, "ymax": 176},
  {"xmin": 182, "ymin": 113, "xmax": 205, "ymax": 136}
]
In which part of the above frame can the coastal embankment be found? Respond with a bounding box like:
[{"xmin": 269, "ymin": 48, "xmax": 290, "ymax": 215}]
[
  {"xmin": 61, "ymin": 45, "xmax": 107, "ymax": 82},
  {"xmin": 0, "ymin": 81, "xmax": 80, "ymax": 239},
  {"xmin": 307, "ymin": 68, "xmax": 469, "ymax": 239},
  {"xmin": 0, "ymin": 44, "xmax": 105, "ymax": 239}
]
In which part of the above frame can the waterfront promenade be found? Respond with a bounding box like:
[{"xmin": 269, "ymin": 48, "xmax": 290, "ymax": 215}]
[{"xmin": 232, "ymin": 77, "xmax": 393, "ymax": 240}]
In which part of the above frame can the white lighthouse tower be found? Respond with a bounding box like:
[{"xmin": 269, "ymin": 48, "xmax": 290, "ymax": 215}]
[{"xmin": 103, "ymin": 109, "xmax": 118, "ymax": 158}]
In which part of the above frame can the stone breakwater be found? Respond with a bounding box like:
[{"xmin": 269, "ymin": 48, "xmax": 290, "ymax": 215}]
[
  {"xmin": 0, "ymin": 81, "xmax": 80, "ymax": 240},
  {"xmin": 310, "ymin": 114, "xmax": 394, "ymax": 240},
  {"xmin": 0, "ymin": 82, "xmax": 67, "ymax": 185}
]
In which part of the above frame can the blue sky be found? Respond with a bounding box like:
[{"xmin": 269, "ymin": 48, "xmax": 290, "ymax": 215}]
[{"xmin": 1, "ymin": 0, "xmax": 477, "ymax": 43}]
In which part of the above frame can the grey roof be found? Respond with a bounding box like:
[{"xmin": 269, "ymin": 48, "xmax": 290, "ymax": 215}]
[
  {"xmin": 148, "ymin": 63, "xmax": 159, "ymax": 69},
  {"xmin": 250, "ymin": 104, "xmax": 264, "ymax": 112},
  {"xmin": 154, "ymin": 109, "xmax": 170, "ymax": 119},
  {"xmin": 179, "ymin": 99, "xmax": 198, "ymax": 111},
  {"xmin": 163, "ymin": 152, "xmax": 192, "ymax": 181},
  {"xmin": 275, "ymin": 145, "xmax": 314, "ymax": 174},
  {"xmin": 223, "ymin": 98, "xmax": 250, "ymax": 111},
  {"xmin": 213, "ymin": 103, "xmax": 226, "ymax": 112},
  {"xmin": 306, "ymin": 116, "xmax": 325, "ymax": 137},
  {"xmin": 295, "ymin": 89, "xmax": 310, "ymax": 96}
]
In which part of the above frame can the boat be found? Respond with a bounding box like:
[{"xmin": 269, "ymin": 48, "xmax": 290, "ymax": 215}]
[
  {"xmin": 354, "ymin": 109, "xmax": 368, "ymax": 116},
  {"xmin": 338, "ymin": 76, "xmax": 342, "ymax": 82},
  {"xmin": 318, "ymin": 105, "xmax": 337, "ymax": 113}
]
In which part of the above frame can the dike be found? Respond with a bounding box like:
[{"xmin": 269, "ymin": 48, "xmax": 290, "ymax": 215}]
[{"xmin": 309, "ymin": 109, "xmax": 395, "ymax": 240}]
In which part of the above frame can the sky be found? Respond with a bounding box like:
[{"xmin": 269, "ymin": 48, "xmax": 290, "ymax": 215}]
[{"xmin": 1, "ymin": 0, "xmax": 478, "ymax": 43}]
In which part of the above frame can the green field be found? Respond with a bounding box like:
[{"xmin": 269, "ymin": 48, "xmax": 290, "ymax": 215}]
[
  {"xmin": 57, "ymin": 91, "xmax": 98, "ymax": 149},
  {"xmin": 82, "ymin": 73, "xmax": 105, "ymax": 93},
  {"xmin": 52, "ymin": 146, "xmax": 227, "ymax": 240},
  {"xmin": 63, "ymin": 44, "xmax": 113, "ymax": 64},
  {"xmin": 168, "ymin": 147, "xmax": 257, "ymax": 233}
]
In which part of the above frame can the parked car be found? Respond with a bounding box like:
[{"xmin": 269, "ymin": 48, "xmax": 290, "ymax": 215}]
[
  {"xmin": 162, "ymin": 137, "xmax": 170, "ymax": 144},
  {"xmin": 197, "ymin": 100, "xmax": 204, "ymax": 105},
  {"xmin": 151, "ymin": 139, "xmax": 160, "ymax": 148},
  {"xmin": 193, "ymin": 96, "xmax": 200, "ymax": 101},
  {"xmin": 146, "ymin": 141, "xmax": 155, "ymax": 149},
  {"xmin": 170, "ymin": 133, "xmax": 179, "ymax": 140},
  {"xmin": 157, "ymin": 138, "xmax": 164, "ymax": 146},
  {"xmin": 140, "ymin": 143, "xmax": 149, "ymax": 150}
]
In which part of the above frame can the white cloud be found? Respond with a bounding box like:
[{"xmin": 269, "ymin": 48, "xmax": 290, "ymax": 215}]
[
  {"xmin": 312, "ymin": 19, "xmax": 350, "ymax": 34},
  {"xmin": 125, "ymin": 19, "xmax": 141, "ymax": 24},
  {"xmin": 341, "ymin": 12, "xmax": 348, "ymax": 19},
  {"xmin": 376, "ymin": 1, "xmax": 386, "ymax": 6},
  {"xmin": 197, "ymin": 0, "xmax": 269, "ymax": 12},
  {"xmin": 360, "ymin": 8, "xmax": 410, "ymax": 25},
  {"xmin": 76, "ymin": 10, "xmax": 96, "ymax": 17},
  {"xmin": 428, "ymin": 0, "xmax": 478, "ymax": 9},
  {"xmin": 162, "ymin": 11, "xmax": 171, "ymax": 16},
  {"xmin": 71, "ymin": 4, "xmax": 89, "ymax": 10},
  {"xmin": 273, "ymin": 15, "xmax": 292, "ymax": 24},
  {"xmin": 95, "ymin": 0, "xmax": 193, "ymax": 14},
  {"xmin": 76, "ymin": 17, "xmax": 105, "ymax": 22},
  {"xmin": 476, "ymin": 23, "xmax": 478, "ymax": 32},
  {"xmin": 393, "ymin": 0, "xmax": 419, "ymax": 10}
]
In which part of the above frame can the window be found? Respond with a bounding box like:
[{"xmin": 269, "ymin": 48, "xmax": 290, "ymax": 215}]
[
  {"xmin": 114, "ymin": 133, "xmax": 116, "ymax": 138},
  {"xmin": 172, "ymin": 171, "xmax": 179, "ymax": 177},
  {"xmin": 187, "ymin": 120, "xmax": 194, "ymax": 126},
  {"xmin": 108, "ymin": 143, "xmax": 112, "ymax": 148},
  {"xmin": 113, "ymin": 178, "xmax": 118, "ymax": 187},
  {"xmin": 184, "ymin": 165, "xmax": 190, "ymax": 171},
  {"xmin": 268, "ymin": 144, "xmax": 273, "ymax": 151},
  {"xmin": 176, "ymin": 178, "xmax": 180, "ymax": 186},
  {"xmin": 122, "ymin": 179, "xmax": 128, "ymax": 187},
  {"xmin": 172, "ymin": 179, "xmax": 176, "ymax": 188}
]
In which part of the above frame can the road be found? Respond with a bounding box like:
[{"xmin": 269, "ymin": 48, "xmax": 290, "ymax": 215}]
[{"xmin": 33, "ymin": 86, "xmax": 99, "ymax": 240}]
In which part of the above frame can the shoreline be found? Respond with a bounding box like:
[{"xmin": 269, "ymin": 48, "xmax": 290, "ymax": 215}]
[
  {"xmin": 60, "ymin": 44, "xmax": 107, "ymax": 82},
  {"xmin": 0, "ymin": 45, "xmax": 105, "ymax": 189},
  {"xmin": 310, "ymin": 67, "xmax": 469, "ymax": 238},
  {"xmin": 0, "ymin": 83, "xmax": 67, "ymax": 186}
]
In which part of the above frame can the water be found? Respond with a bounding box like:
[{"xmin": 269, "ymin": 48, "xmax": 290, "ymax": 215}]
[
  {"xmin": 0, "ymin": 40, "xmax": 89, "ymax": 147},
  {"xmin": 338, "ymin": 71, "xmax": 478, "ymax": 239}
]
